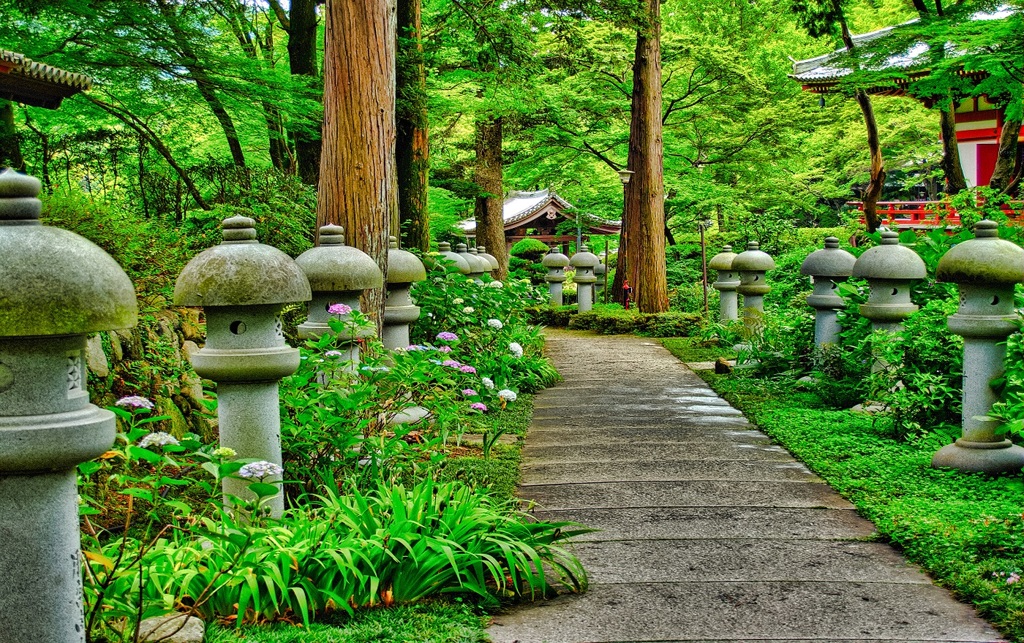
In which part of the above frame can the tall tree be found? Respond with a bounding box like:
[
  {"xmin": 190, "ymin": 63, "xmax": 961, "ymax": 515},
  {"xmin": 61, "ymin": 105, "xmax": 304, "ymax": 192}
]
[
  {"xmin": 396, "ymin": 0, "xmax": 430, "ymax": 251},
  {"xmin": 318, "ymin": 0, "xmax": 396, "ymax": 322},
  {"xmin": 474, "ymin": 112, "xmax": 505, "ymax": 276},
  {"xmin": 0, "ymin": 101, "xmax": 24, "ymax": 170}
]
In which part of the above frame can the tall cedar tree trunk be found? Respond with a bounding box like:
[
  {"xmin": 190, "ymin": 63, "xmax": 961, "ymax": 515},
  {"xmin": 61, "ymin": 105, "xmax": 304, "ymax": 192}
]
[
  {"xmin": 474, "ymin": 115, "xmax": 507, "ymax": 279},
  {"xmin": 319, "ymin": 0, "xmax": 396, "ymax": 325},
  {"xmin": 939, "ymin": 99, "xmax": 968, "ymax": 193},
  {"xmin": 621, "ymin": 0, "xmax": 669, "ymax": 313},
  {"xmin": 990, "ymin": 113, "xmax": 1022, "ymax": 193},
  {"xmin": 396, "ymin": 0, "xmax": 430, "ymax": 251},
  {"xmin": 288, "ymin": 0, "xmax": 323, "ymax": 186},
  {"xmin": 0, "ymin": 101, "xmax": 24, "ymax": 170}
]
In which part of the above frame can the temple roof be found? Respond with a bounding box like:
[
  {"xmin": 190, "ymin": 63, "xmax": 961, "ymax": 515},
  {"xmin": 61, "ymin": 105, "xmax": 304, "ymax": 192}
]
[
  {"xmin": 460, "ymin": 189, "xmax": 620, "ymax": 234},
  {"xmin": 790, "ymin": 8, "xmax": 1013, "ymax": 88},
  {"xmin": 0, "ymin": 50, "xmax": 92, "ymax": 109}
]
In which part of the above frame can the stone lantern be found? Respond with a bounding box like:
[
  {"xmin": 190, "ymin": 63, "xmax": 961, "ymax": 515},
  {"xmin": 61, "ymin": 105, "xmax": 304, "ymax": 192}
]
[
  {"xmin": 436, "ymin": 241, "xmax": 471, "ymax": 275},
  {"xmin": 477, "ymin": 245, "xmax": 500, "ymax": 275},
  {"xmin": 470, "ymin": 246, "xmax": 493, "ymax": 278},
  {"xmin": 851, "ymin": 230, "xmax": 925, "ymax": 334},
  {"xmin": 295, "ymin": 224, "xmax": 383, "ymax": 368},
  {"xmin": 709, "ymin": 245, "xmax": 740, "ymax": 322},
  {"xmin": 594, "ymin": 261, "xmax": 607, "ymax": 300},
  {"xmin": 571, "ymin": 245, "xmax": 600, "ymax": 313},
  {"xmin": 800, "ymin": 237, "xmax": 857, "ymax": 348},
  {"xmin": 732, "ymin": 241, "xmax": 776, "ymax": 334},
  {"xmin": 931, "ymin": 220, "xmax": 1024, "ymax": 474},
  {"xmin": 456, "ymin": 243, "xmax": 486, "ymax": 282},
  {"xmin": 542, "ymin": 247, "xmax": 571, "ymax": 305},
  {"xmin": 384, "ymin": 236, "xmax": 427, "ymax": 350},
  {"xmin": 0, "ymin": 169, "xmax": 138, "ymax": 643},
  {"xmin": 174, "ymin": 215, "xmax": 311, "ymax": 518}
]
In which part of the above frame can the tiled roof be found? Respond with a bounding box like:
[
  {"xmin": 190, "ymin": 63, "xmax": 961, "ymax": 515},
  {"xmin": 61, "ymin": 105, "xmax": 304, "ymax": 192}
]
[
  {"xmin": 0, "ymin": 50, "xmax": 92, "ymax": 109},
  {"xmin": 460, "ymin": 189, "xmax": 620, "ymax": 233}
]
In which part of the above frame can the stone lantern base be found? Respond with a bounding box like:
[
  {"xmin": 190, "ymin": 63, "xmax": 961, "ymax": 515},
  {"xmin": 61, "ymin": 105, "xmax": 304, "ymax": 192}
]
[{"xmin": 932, "ymin": 439, "xmax": 1024, "ymax": 475}]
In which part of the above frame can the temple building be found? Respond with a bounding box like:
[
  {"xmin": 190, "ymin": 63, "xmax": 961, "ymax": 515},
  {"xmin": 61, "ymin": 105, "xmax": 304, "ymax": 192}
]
[
  {"xmin": 0, "ymin": 49, "xmax": 92, "ymax": 109},
  {"xmin": 460, "ymin": 189, "xmax": 620, "ymax": 250}
]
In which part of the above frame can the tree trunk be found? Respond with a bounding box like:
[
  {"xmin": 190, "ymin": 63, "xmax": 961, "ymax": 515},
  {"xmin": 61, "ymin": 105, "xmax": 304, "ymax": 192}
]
[
  {"xmin": 854, "ymin": 90, "xmax": 886, "ymax": 232},
  {"xmin": 623, "ymin": 0, "xmax": 669, "ymax": 313},
  {"xmin": 989, "ymin": 111, "xmax": 1020, "ymax": 193},
  {"xmin": 474, "ymin": 114, "xmax": 507, "ymax": 279},
  {"xmin": 289, "ymin": 0, "xmax": 323, "ymax": 186},
  {"xmin": 0, "ymin": 100, "xmax": 24, "ymax": 171},
  {"xmin": 396, "ymin": 0, "xmax": 430, "ymax": 252},
  {"xmin": 319, "ymin": 0, "xmax": 396, "ymax": 325},
  {"xmin": 939, "ymin": 100, "xmax": 968, "ymax": 194}
]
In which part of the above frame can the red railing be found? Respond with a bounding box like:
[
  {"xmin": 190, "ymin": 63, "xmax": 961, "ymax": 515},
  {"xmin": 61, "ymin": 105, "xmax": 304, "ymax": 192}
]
[{"xmin": 849, "ymin": 200, "xmax": 1024, "ymax": 228}]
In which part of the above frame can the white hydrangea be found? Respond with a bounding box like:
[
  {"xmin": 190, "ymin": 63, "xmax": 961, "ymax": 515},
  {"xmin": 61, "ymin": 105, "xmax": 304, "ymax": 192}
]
[
  {"xmin": 138, "ymin": 432, "xmax": 179, "ymax": 449},
  {"xmin": 498, "ymin": 389, "xmax": 517, "ymax": 403},
  {"xmin": 238, "ymin": 461, "xmax": 284, "ymax": 479},
  {"xmin": 481, "ymin": 377, "xmax": 495, "ymax": 389},
  {"xmin": 452, "ymin": 297, "xmax": 464, "ymax": 305},
  {"xmin": 509, "ymin": 342, "xmax": 524, "ymax": 358},
  {"xmin": 488, "ymin": 281, "xmax": 504, "ymax": 288},
  {"xmin": 487, "ymin": 318, "xmax": 503, "ymax": 330},
  {"xmin": 462, "ymin": 306, "xmax": 475, "ymax": 314}
]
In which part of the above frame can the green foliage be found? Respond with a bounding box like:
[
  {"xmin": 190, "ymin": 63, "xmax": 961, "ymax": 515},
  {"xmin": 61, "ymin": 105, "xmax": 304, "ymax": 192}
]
[
  {"xmin": 510, "ymin": 238, "xmax": 551, "ymax": 261},
  {"xmin": 529, "ymin": 304, "xmax": 703, "ymax": 337}
]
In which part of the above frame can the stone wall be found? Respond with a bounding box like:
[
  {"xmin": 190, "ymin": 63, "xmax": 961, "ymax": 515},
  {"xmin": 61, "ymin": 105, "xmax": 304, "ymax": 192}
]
[{"xmin": 85, "ymin": 307, "xmax": 216, "ymax": 440}]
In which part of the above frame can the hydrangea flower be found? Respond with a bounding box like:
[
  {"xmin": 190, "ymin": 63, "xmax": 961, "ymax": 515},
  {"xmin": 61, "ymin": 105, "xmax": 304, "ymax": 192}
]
[
  {"xmin": 212, "ymin": 446, "xmax": 237, "ymax": 459},
  {"xmin": 462, "ymin": 388, "xmax": 478, "ymax": 397},
  {"xmin": 481, "ymin": 377, "xmax": 495, "ymax": 389},
  {"xmin": 328, "ymin": 303, "xmax": 353, "ymax": 315},
  {"xmin": 509, "ymin": 342, "xmax": 524, "ymax": 358},
  {"xmin": 407, "ymin": 344, "xmax": 429, "ymax": 351},
  {"xmin": 436, "ymin": 331, "xmax": 458, "ymax": 342},
  {"xmin": 116, "ymin": 396, "xmax": 155, "ymax": 410},
  {"xmin": 238, "ymin": 461, "xmax": 284, "ymax": 479},
  {"xmin": 438, "ymin": 345, "xmax": 453, "ymax": 353},
  {"xmin": 1009, "ymin": 573, "xmax": 1021, "ymax": 585},
  {"xmin": 442, "ymin": 359, "xmax": 461, "ymax": 368},
  {"xmin": 488, "ymin": 281, "xmax": 504, "ymax": 288},
  {"xmin": 498, "ymin": 389, "xmax": 517, "ymax": 403},
  {"xmin": 487, "ymin": 318, "xmax": 503, "ymax": 330},
  {"xmin": 138, "ymin": 432, "xmax": 179, "ymax": 449},
  {"xmin": 460, "ymin": 365, "xmax": 477, "ymax": 374},
  {"xmin": 470, "ymin": 402, "xmax": 488, "ymax": 412},
  {"xmin": 452, "ymin": 298, "xmax": 465, "ymax": 305},
  {"xmin": 325, "ymin": 350, "xmax": 344, "ymax": 358},
  {"xmin": 462, "ymin": 306, "xmax": 475, "ymax": 314}
]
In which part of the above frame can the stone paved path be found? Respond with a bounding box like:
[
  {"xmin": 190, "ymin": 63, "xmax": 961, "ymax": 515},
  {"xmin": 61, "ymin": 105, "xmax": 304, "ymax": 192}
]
[{"xmin": 487, "ymin": 329, "xmax": 1006, "ymax": 643}]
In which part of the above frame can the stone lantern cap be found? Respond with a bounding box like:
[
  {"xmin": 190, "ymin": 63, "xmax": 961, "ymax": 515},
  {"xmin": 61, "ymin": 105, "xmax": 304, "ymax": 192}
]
[
  {"xmin": 708, "ymin": 245, "xmax": 737, "ymax": 272},
  {"xmin": 800, "ymin": 237, "xmax": 856, "ymax": 278},
  {"xmin": 436, "ymin": 242, "xmax": 471, "ymax": 274},
  {"xmin": 937, "ymin": 220, "xmax": 1024, "ymax": 285},
  {"xmin": 477, "ymin": 245, "xmax": 500, "ymax": 271},
  {"xmin": 0, "ymin": 169, "xmax": 137, "ymax": 336},
  {"xmin": 387, "ymin": 236, "xmax": 427, "ymax": 284},
  {"xmin": 732, "ymin": 241, "xmax": 776, "ymax": 272},
  {"xmin": 594, "ymin": 262, "xmax": 607, "ymax": 276},
  {"xmin": 570, "ymin": 245, "xmax": 600, "ymax": 268},
  {"xmin": 295, "ymin": 224, "xmax": 383, "ymax": 292},
  {"xmin": 852, "ymin": 230, "xmax": 925, "ymax": 280},
  {"xmin": 174, "ymin": 215, "xmax": 311, "ymax": 307},
  {"xmin": 542, "ymin": 247, "xmax": 570, "ymax": 268},
  {"xmin": 456, "ymin": 243, "xmax": 489, "ymax": 273}
]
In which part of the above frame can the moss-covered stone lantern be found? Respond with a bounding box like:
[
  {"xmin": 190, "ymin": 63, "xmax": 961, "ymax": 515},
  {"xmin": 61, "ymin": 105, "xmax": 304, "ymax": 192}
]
[
  {"xmin": 800, "ymin": 237, "xmax": 857, "ymax": 348},
  {"xmin": 570, "ymin": 245, "xmax": 600, "ymax": 313},
  {"xmin": 594, "ymin": 261, "xmax": 607, "ymax": 299},
  {"xmin": 436, "ymin": 241, "xmax": 471, "ymax": 275},
  {"xmin": 456, "ymin": 242, "xmax": 486, "ymax": 282},
  {"xmin": 542, "ymin": 247, "xmax": 571, "ymax": 306},
  {"xmin": 732, "ymin": 242, "xmax": 775, "ymax": 334},
  {"xmin": 384, "ymin": 236, "xmax": 427, "ymax": 350},
  {"xmin": 294, "ymin": 224, "xmax": 383, "ymax": 368},
  {"xmin": 0, "ymin": 169, "xmax": 138, "ymax": 643},
  {"xmin": 174, "ymin": 215, "xmax": 311, "ymax": 518},
  {"xmin": 931, "ymin": 220, "xmax": 1024, "ymax": 474},
  {"xmin": 709, "ymin": 245, "xmax": 740, "ymax": 322}
]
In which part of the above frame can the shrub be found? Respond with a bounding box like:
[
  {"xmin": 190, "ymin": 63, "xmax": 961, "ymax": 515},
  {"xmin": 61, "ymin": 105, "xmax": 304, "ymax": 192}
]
[{"xmin": 510, "ymin": 238, "xmax": 550, "ymax": 261}]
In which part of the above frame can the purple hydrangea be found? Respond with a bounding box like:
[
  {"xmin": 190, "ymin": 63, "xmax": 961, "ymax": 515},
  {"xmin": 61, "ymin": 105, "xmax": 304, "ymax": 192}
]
[
  {"xmin": 438, "ymin": 345, "xmax": 453, "ymax": 353},
  {"xmin": 436, "ymin": 331, "xmax": 459, "ymax": 342},
  {"xmin": 328, "ymin": 303, "xmax": 353, "ymax": 315},
  {"xmin": 470, "ymin": 402, "xmax": 488, "ymax": 412},
  {"xmin": 116, "ymin": 395, "xmax": 155, "ymax": 410},
  {"xmin": 462, "ymin": 388, "xmax": 478, "ymax": 396},
  {"xmin": 460, "ymin": 365, "xmax": 477, "ymax": 374},
  {"xmin": 238, "ymin": 461, "xmax": 284, "ymax": 480},
  {"xmin": 442, "ymin": 359, "xmax": 461, "ymax": 368}
]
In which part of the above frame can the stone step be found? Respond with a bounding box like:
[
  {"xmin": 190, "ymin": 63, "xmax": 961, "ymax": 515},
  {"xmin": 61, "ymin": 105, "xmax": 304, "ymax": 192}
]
[
  {"xmin": 522, "ymin": 426, "xmax": 769, "ymax": 447},
  {"xmin": 520, "ymin": 459, "xmax": 819, "ymax": 485},
  {"xmin": 522, "ymin": 442, "xmax": 794, "ymax": 464}
]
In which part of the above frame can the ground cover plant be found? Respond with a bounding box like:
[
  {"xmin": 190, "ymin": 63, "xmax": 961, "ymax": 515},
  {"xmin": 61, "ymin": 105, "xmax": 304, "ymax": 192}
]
[{"xmin": 76, "ymin": 267, "xmax": 583, "ymax": 642}]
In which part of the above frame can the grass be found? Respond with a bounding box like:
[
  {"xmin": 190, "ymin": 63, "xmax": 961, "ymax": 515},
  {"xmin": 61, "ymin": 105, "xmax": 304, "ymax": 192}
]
[
  {"xmin": 205, "ymin": 601, "xmax": 489, "ymax": 642},
  {"xmin": 691, "ymin": 368, "xmax": 1024, "ymax": 642},
  {"xmin": 660, "ymin": 336, "xmax": 735, "ymax": 363}
]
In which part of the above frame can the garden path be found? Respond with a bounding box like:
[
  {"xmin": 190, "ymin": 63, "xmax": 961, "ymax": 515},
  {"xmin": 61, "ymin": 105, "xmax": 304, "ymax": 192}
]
[{"xmin": 487, "ymin": 329, "xmax": 1004, "ymax": 643}]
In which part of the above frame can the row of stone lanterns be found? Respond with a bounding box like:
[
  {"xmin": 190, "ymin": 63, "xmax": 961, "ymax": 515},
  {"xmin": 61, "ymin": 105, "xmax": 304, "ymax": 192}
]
[{"xmin": 542, "ymin": 245, "xmax": 604, "ymax": 311}]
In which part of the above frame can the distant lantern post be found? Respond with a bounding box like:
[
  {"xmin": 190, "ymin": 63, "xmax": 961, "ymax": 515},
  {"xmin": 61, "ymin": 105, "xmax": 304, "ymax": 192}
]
[{"xmin": 616, "ymin": 169, "xmax": 633, "ymax": 304}]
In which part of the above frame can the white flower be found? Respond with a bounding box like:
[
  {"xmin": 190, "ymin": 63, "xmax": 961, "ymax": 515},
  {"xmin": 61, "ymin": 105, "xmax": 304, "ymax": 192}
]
[
  {"xmin": 481, "ymin": 377, "xmax": 495, "ymax": 389},
  {"xmin": 462, "ymin": 306, "xmax": 475, "ymax": 314},
  {"xmin": 509, "ymin": 342, "xmax": 524, "ymax": 358},
  {"xmin": 452, "ymin": 298, "xmax": 464, "ymax": 305},
  {"xmin": 116, "ymin": 395, "xmax": 155, "ymax": 410},
  {"xmin": 238, "ymin": 461, "xmax": 284, "ymax": 479},
  {"xmin": 498, "ymin": 389, "xmax": 517, "ymax": 403},
  {"xmin": 212, "ymin": 447, "xmax": 237, "ymax": 459},
  {"xmin": 138, "ymin": 432, "xmax": 179, "ymax": 449},
  {"xmin": 488, "ymin": 281, "xmax": 504, "ymax": 288},
  {"xmin": 487, "ymin": 318, "xmax": 503, "ymax": 330}
]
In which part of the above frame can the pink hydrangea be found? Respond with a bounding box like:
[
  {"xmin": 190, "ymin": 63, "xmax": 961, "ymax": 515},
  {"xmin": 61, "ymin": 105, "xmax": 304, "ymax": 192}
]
[
  {"xmin": 328, "ymin": 303, "xmax": 353, "ymax": 315},
  {"xmin": 462, "ymin": 388, "xmax": 478, "ymax": 396},
  {"xmin": 460, "ymin": 365, "xmax": 477, "ymax": 374},
  {"xmin": 438, "ymin": 345, "xmax": 452, "ymax": 353},
  {"xmin": 470, "ymin": 402, "xmax": 487, "ymax": 412},
  {"xmin": 436, "ymin": 331, "xmax": 458, "ymax": 342},
  {"xmin": 442, "ymin": 359, "xmax": 461, "ymax": 368}
]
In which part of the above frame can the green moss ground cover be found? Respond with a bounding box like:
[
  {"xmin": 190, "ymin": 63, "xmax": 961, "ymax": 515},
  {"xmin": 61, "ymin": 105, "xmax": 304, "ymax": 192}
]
[
  {"xmin": 660, "ymin": 337, "xmax": 735, "ymax": 363},
  {"xmin": 688, "ymin": 368, "xmax": 1024, "ymax": 641}
]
